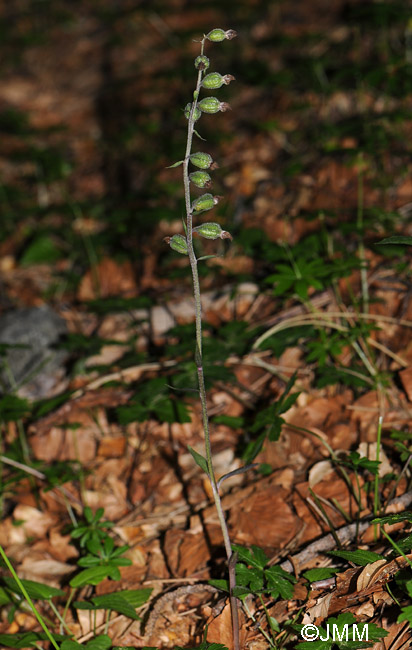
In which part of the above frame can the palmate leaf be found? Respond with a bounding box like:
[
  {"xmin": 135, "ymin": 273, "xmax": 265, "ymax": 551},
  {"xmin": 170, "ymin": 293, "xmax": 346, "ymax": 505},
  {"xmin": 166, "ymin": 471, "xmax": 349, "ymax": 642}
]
[
  {"xmin": 265, "ymin": 565, "xmax": 296, "ymax": 599},
  {"xmin": 398, "ymin": 605, "xmax": 412, "ymax": 625},
  {"xmin": 232, "ymin": 544, "xmax": 268, "ymax": 569}
]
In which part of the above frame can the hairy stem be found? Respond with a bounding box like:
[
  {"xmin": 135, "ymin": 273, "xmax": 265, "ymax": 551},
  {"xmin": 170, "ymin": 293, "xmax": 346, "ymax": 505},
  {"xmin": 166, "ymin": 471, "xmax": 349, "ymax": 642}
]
[{"xmin": 183, "ymin": 36, "xmax": 239, "ymax": 650}]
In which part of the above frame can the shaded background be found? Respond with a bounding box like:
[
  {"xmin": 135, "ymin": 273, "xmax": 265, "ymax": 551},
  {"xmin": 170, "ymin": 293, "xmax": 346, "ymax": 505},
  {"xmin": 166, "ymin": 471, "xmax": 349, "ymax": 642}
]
[{"xmin": 2, "ymin": 0, "xmax": 411, "ymax": 309}]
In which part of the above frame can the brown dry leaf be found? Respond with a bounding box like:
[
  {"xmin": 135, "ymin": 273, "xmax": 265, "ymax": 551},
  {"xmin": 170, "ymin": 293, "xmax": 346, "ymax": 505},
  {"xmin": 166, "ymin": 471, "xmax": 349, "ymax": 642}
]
[
  {"xmin": 399, "ymin": 366, "xmax": 412, "ymax": 401},
  {"xmin": 205, "ymin": 602, "xmax": 247, "ymax": 650},
  {"xmin": 356, "ymin": 559, "xmax": 388, "ymax": 591},
  {"xmin": 12, "ymin": 504, "xmax": 56, "ymax": 539},
  {"xmin": 98, "ymin": 435, "xmax": 126, "ymax": 457},
  {"xmin": 308, "ymin": 460, "xmax": 334, "ymax": 487},
  {"xmin": 77, "ymin": 257, "xmax": 137, "ymax": 301},
  {"xmin": 30, "ymin": 418, "xmax": 97, "ymax": 463},
  {"xmin": 18, "ymin": 556, "xmax": 74, "ymax": 585},
  {"xmin": 371, "ymin": 620, "xmax": 412, "ymax": 650},
  {"xmin": 230, "ymin": 486, "xmax": 300, "ymax": 550},
  {"xmin": 303, "ymin": 592, "xmax": 334, "ymax": 622}
]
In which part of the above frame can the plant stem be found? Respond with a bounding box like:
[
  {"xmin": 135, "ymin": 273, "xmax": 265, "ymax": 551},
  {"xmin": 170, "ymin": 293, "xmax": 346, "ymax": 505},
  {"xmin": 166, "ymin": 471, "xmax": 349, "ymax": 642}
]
[
  {"xmin": 0, "ymin": 543, "xmax": 60, "ymax": 650},
  {"xmin": 183, "ymin": 36, "xmax": 239, "ymax": 650}
]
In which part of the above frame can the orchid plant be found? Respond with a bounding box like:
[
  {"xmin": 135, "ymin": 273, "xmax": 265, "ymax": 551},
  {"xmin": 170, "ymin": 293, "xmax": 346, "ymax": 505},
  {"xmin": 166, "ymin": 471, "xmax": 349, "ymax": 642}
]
[{"xmin": 164, "ymin": 28, "xmax": 240, "ymax": 650}]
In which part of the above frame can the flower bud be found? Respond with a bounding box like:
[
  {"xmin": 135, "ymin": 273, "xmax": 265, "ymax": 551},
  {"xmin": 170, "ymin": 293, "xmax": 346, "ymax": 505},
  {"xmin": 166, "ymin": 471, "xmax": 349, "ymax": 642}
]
[
  {"xmin": 189, "ymin": 171, "xmax": 212, "ymax": 188},
  {"xmin": 193, "ymin": 222, "xmax": 233, "ymax": 240},
  {"xmin": 184, "ymin": 102, "xmax": 201, "ymax": 122},
  {"xmin": 206, "ymin": 29, "xmax": 237, "ymax": 42},
  {"xmin": 164, "ymin": 234, "xmax": 188, "ymax": 255},
  {"xmin": 202, "ymin": 73, "xmax": 235, "ymax": 89},
  {"xmin": 192, "ymin": 193, "xmax": 221, "ymax": 213},
  {"xmin": 198, "ymin": 97, "xmax": 231, "ymax": 114},
  {"xmin": 195, "ymin": 55, "xmax": 210, "ymax": 70},
  {"xmin": 190, "ymin": 152, "xmax": 214, "ymax": 169}
]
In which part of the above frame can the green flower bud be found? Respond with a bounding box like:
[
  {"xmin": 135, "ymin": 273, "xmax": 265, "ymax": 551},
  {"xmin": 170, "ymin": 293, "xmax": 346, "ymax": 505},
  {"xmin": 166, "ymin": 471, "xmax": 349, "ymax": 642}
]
[
  {"xmin": 198, "ymin": 97, "xmax": 231, "ymax": 114},
  {"xmin": 184, "ymin": 102, "xmax": 201, "ymax": 121},
  {"xmin": 191, "ymin": 193, "xmax": 221, "ymax": 213},
  {"xmin": 202, "ymin": 72, "xmax": 235, "ymax": 89},
  {"xmin": 193, "ymin": 222, "xmax": 233, "ymax": 240},
  {"xmin": 189, "ymin": 171, "xmax": 212, "ymax": 188},
  {"xmin": 190, "ymin": 152, "xmax": 216, "ymax": 169},
  {"xmin": 206, "ymin": 29, "xmax": 237, "ymax": 42},
  {"xmin": 195, "ymin": 55, "xmax": 210, "ymax": 70},
  {"xmin": 164, "ymin": 234, "xmax": 188, "ymax": 255}
]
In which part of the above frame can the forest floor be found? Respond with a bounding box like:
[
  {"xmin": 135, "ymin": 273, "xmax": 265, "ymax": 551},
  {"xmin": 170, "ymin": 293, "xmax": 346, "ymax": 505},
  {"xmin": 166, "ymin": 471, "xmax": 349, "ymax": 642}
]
[{"xmin": 1, "ymin": 1, "xmax": 412, "ymax": 649}]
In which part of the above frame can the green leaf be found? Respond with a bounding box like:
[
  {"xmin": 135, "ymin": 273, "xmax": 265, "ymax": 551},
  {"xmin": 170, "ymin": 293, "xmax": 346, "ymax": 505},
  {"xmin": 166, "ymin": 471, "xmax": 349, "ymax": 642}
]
[
  {"xmin": 62, "ymin": 637, "xmax": 112, "ymax": 650},
  {"xmin": 0, "ymin": 632, "xmax": 66, "ymax": 648},
  {"xmin": 166, "ymin": 159, "xmax": 184, "ymax": 168},
  {"xmin": 114, "ymin": 588, "xmax": 152, "ymax": 607},
  {"xmin": 2, "ymin": 577, "xmax": 65, "ymax": 600},
  {"xmin": 232, "ymin": 544, "xmax": 268, "ymax": 569},
  {"xmin": 86, "ymin": 637, "xmax": 112, "ymax": 650},
  {"xmin": 398, "ymin": 605, "xmax": 412, "ymax": 625},
  {"xmin": 0, "ymin": 395, "xmax": 30, "ymax": 422},
  {"xmin": 61, "ymin": 641, "xmax": 83, "ymax": 650},
  {"xmin": 303, "ymin": 568, "xmax": 338, "ymax": 582},
  {"xmin": 212, "ymin": 414, "xmax": 244, "ymax": 428},
  {"xmin": 376, "ymin": 235, "xmax": 412, "ymax": 245},
  {"xmin": 208, "ymin": 579, "xmax": 228, "ymax": 592},
  {"xmin": 187, "ymin": 445, "xmax": 209, "ymax": 475},
  {"xmin": 89, "ymin": 594, "xmax": 140, "ymax": 619},
  {"xmin": 20, "ymin": 234, "xmax": 62, "ymax": 266},
  {"xmin": 70, "ymin": 565, "xmax": 120, "ymax": 587},
  {"xmin": 265, "ymin": 565, "xmax": 296, "ymax": 600},
  {"xmin": 328, "ymin": 549, "xmax": 385, "ymax": 566},
  {"xmin": 0, "ymin": 586, "xmax": 13, "ymax": 606},
  {"xmin": 372, "ymin": 512, "xmax": 412, "ymax": 526}
]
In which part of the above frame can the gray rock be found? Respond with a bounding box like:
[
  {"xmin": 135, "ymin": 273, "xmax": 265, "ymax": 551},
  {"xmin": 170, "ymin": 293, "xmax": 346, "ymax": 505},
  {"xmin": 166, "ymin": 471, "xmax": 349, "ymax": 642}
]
[{"xmin": 0, "ymin": 306, "xmax": 68, "ymax": 400}]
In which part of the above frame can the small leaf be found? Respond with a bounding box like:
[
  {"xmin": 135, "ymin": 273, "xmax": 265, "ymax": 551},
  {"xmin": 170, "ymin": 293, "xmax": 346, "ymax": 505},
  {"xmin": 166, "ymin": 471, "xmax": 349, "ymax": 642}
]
[
  {"xmin": 376, "ymin": 235, "xmax": 412, "ymax": 245},
  {"xmin": 328, "ymin": 549, "xmax": 385, "ymax": 566},
  {"xmin": 0, "ymin": 632, "xmax": 66, "ymax": 648},
  {"xmin": 20, "ymin": 235, "xmax": 61, "ymax": 266},
  {"xmin": 61, "ymin": 642, "xmax": 82, "ymax": 650},
  {"xmin": 166, "ymin": 160, "xmax": 184, "ymax": 168},
  {"xmin": 187, "ymin": 445, "xmax": 209, "ymax": 475},
  {"xmin": 2, "ymin": 577, "xmax": 65, "ymax": 600},
  {"xmin": 303, "ymin": 568, "xmax": 338, "ymax": 582},
  {"xmin": 86, "ymin": 636, "xmax": 112, "ymax": 650},
  {"xmin": 91, "ymin": 593, "xmax": 140, "ymax": 619},
  {"xmin": 373, "ymin": 512, "xmax": 412, "ymax": 525},
  {"xmin": 70, "ymin": 565, "xmax": 120, "ymax": 587}
]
